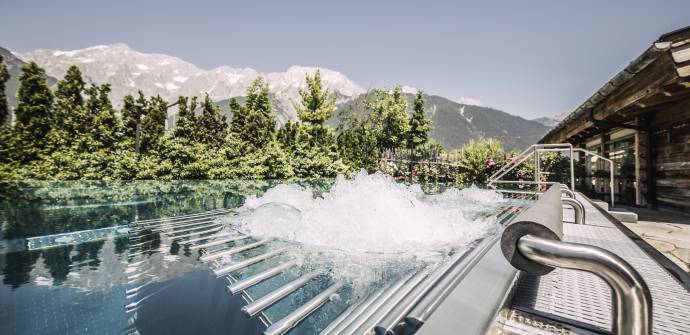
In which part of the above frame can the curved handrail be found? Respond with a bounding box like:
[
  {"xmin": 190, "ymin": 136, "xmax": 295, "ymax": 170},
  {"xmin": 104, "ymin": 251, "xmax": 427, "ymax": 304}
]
[
  {"xmin": 517, "ymin": 235, "xmax": 652, "ymax": 335},
  {"xmin": 561, "ymin": 197, "xmax": 585, "ymax": 225}
]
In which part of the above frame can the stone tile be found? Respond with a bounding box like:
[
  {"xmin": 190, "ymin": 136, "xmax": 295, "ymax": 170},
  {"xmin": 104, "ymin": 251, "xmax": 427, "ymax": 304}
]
[
  {"xmin": 662, "ymin": 236, "xmax": 690, "ymax": 249},
  {"xmin": 672, "ymin": 248, "xmax": 690, "ymax": 263},
  {"xmin": 645, "ymin": 238, "xmax": 676, "ymax": 253}
]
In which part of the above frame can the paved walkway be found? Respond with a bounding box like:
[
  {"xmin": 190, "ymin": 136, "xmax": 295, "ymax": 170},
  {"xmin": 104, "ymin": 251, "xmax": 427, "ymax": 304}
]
[{"xmin": 618, "ymin": 205, "xmax": 690, "ymax": 272}]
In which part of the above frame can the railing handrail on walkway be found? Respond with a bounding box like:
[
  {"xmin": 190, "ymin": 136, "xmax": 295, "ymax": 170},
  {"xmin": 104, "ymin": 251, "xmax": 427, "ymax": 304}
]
[
  {"xmin": 573, "ymin": 148, "xmax": 615, "ymax": 208},
  {"xmin": 488, "ymin": 143, "xmax": 575, "ymax": 191},
  {"xmin": 500, "ymin": 184, "xmax": 651, "ymax": 335},
  {"xmin": 488, "ymin": 143, "xmax": 615, "ymax": 208}
]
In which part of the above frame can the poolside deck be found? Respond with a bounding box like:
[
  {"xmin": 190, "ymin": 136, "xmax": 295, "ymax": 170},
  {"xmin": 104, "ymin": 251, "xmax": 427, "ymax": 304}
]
[
  {"xmin": 615, "ymin": 205, "xmax": 690, "ymax": 273},
  {"xmin": 495, "ymin": 193, "xmax": 690, "ymax": 335}
]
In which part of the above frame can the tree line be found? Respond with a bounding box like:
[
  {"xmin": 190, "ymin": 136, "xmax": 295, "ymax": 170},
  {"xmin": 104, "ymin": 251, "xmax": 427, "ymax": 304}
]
[{"xmin": 0, "ymin": 55, "xmax": 436, "ymax": 180}]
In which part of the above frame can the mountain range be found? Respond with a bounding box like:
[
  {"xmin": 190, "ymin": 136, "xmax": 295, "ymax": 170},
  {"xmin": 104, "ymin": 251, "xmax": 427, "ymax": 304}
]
[{"xmin": 2, "ymin": 44, "xmax": 551, "ymax": 150}]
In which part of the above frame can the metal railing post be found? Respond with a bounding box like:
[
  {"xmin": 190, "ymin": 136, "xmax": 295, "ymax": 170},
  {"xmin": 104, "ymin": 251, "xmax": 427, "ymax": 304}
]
[
  {"xmin": 534, "ymin": 149, "xmax": 541, "ymax": 183},
  {"xmin": 570, "ymin": 146, "xmax": 575, "ymax": 192},
  {"xmin": 573, "ymin": 148, "xmax": 615, "ymax": 209},
  {"xmin": 610, "ymin": 164, "xmax": 615, "ymax": 209},
  {"xmin": 561, "ymin": 197, "xmax": 585, "ymax": 225},
  {"xmin": 517, "ymin": 235, "xmax": 652, "ymax": 335}
]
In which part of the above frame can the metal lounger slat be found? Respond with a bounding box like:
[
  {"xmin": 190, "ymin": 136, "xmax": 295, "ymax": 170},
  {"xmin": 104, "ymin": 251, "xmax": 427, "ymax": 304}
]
[
  {"xmin": 213, "ymin": 248, "xmax": 287, "ymax": 277},
  {"xmin": 264, "ymin": 282, "xmax": 345, "ymax": 335},
  {"xmin": 242, "ymin": 271, "xmax": 320, "ymax": 316},
  {"xmin": 228, "ymin": 261, "xmax": 297, "ymax": 294},
  {"xmin": 200, "ymin": 240, "xmax": 270, "ymax": 263}
]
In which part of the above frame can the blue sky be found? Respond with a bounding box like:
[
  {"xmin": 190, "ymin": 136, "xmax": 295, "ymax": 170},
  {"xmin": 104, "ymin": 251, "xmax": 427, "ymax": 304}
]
[{"xmin": 1, "ymin": 0, "xmax": 689, "ymax": 119}]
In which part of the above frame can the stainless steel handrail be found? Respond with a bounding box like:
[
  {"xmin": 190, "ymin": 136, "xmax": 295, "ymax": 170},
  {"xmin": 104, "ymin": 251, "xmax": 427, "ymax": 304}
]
[
  {"xmin": 489, "ymin": 144, "xmax": 616, "ymax": 208},
  {"xmin": 560, "ymin": 188, "xmax": 575, "ymax": 198},
  {"xmin": 517, "ymin": 234, "xmax": 652, "ymax": 335},
  {"xmin": 573, "ymin": 148, "xmax": 615, "ymax": 208},
  {"xmin": 561, "ymin": 197, "xmax": 585, "ymax": 225},
  {"xmin": 488, "ymin": 143, "xmax": 575, "ymax": 191}
]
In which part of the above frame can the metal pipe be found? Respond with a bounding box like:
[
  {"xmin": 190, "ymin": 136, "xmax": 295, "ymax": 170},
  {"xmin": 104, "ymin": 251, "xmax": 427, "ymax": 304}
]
[
  {"xmin": 264, "ymin": 282, "xmax": 344, "ymax": 335},
  {"xmin": 573, "ymin": 148, "xmax": 615, "ymax": 209},
  {"xmin": 491, "ymin": 180, "xmax": 559, "ymax": 185},
  {"xmin": 228, "ymin": 261, "xmax": 297, "ymax": 294},
  {"xmin": 403, "ymin": 236, "xmax": 500, "ymax": 331},
  {"xmin": 561, "ymin": 197, "xmax": 585, "ymax": 225},
  {"xmin": 347, "ymin": 270, "xmax": 431, "ymax": 335},
  {"xmin": 375, "ymin": 248, "xmax": 474, "ymax": 335},
  {"xmin": 200, "ymin": 239, "xmax": 269, "ymax": 263},
  {"xmin": 169, "ymin": 226, "xmax": 224, "ymax": 240},
  {"xmin": 336, "ymin": 272, "xmax": 416, "ymax": 334},
  {"xmin": 189, "ymin": 235, "xmax": 250, "ymax": 250},
  {"xmin": 321, "ymin": 286, "xmax": 391, "ymax": 335},
  {"xmin": 561, "ymin": 188, "xmax": 575, "ymax": 198},
  {"xmin": 535, "ymin": 149, "xmax": 541, "ymax": 183},
  {"xmin": 213, "ymin": 248, "xmax": 286, "ymax": 276},
  {"xmin": 137, "ymin": 215, "xmax": 224, "ymax": 228},
  {"xmin": 170, "ymin": 225, "xmax": 224, "ymax": 240},
  {"xmin": 165, "ymin": 222, "xmax": 224, "ymax": 236},
  {"xmin": 517, "ymin": 234, "xmax": 652, "ymax": 335},
  {"xmin": 146, "ymin": 219, "xmax": 219, "ymax": 232},
  {"xmin": 178, "ymin": 232, "xmax": 234, "ymax": 245},
  {"xmin": 570, "ymin": 146, "xmax": 575, "ymax": 191},
  {"xmin": 242, "ymin": 271, "xmax": 320, "ymax": 316},
  {"xmin": 133, "ymin": 209, "xmax": 231, "ymax": 224}
]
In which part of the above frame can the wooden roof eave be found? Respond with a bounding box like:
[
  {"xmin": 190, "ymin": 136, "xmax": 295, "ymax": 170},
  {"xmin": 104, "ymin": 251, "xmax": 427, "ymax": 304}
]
[{"xmin": 540, "ymin": 42, "xmax": 672, "ymax": 143}]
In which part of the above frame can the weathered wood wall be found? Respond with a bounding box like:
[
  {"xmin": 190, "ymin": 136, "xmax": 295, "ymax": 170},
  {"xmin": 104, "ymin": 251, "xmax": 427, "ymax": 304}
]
[{"xmin": 650, "ymin": 97, "xmax": 690, "ymax": 211}]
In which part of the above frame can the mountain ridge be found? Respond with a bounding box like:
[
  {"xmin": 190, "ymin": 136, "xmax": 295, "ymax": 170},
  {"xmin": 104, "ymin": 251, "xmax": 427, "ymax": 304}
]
[
  {"xmin": 3, "ymin": 43, "xmax": 550, "ymax": 150},
  {"xmin": 17, "ymin": 43, "xmax": 364, "ymax": 121}
]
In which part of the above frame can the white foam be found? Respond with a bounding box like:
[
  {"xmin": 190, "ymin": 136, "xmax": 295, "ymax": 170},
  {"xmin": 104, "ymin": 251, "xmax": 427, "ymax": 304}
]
[{"xmin": 233, "ymin": 171, "xmax": 504, "ymax": 285}]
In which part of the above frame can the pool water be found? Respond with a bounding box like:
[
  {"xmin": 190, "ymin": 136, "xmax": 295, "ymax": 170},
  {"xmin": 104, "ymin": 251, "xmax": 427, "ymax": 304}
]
[
  {"xmin": 0, "ymin": 178, "xmax": 509, "ymax": 335},
  {"xmin": 0, "ymin": 180, "xmax": 295, "ymax": 335}
]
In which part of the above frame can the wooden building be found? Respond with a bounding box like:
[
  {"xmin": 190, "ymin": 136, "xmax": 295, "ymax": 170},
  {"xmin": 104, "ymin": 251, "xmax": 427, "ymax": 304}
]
[{"xmin": 540, "ymin": 26, "xmax": 690, "ymax": 212}]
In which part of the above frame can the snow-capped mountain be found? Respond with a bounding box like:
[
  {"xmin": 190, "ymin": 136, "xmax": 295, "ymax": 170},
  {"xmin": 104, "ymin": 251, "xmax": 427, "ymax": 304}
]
[
  {"xmin": 7, "ymin": 44, "xmax": 550, "ymax": 149},
  {"xmin": 18, "ymin": 44, "xmax": 365, "ymax": 120}
]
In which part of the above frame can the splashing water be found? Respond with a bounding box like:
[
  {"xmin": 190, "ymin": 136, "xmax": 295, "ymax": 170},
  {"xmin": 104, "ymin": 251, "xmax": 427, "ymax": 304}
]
[{"xmin": 230, "ymin": 172, "xmax": 506, "ymax": 287}]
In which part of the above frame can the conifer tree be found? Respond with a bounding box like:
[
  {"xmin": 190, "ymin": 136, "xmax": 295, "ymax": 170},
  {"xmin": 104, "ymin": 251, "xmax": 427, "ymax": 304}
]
[
  {"xmin": 294, "ymin": 69, "xmax": 336, "ymax": 126},
  {"xmin": 120, "ymin": 94, "xmax": 138, "ymax": 141},
  {"xmin": 198, "ymin": 94, "xmax": 227, "ymax": 146},
  {"xmin": 140, "ymin": 95, "xmax": 167, "ymax": 152},
  {"xmin": 408, "ymin": 90, "xmax": 430, "ymax": 155},
  {"xmin": 231, "ymin": 77, "xmax": 275, "ymax": 148},
  {"xmin": 365, "ymin": 85, "xmax": 410, "ymax": 151},
  {"xmin": 0, "ymin": 54, "xmax": 9, "ymax": 126},
  {"xmin": 15, "ymin": 62, "xmax": 54, "ymax": 160},
  {"xmin": 282, "ymin": 70, "xmax": 346, "ymax": 177},
  {"xmin": 336, "ymin": 106, "xmax": 378, "ymax": 172},
  {"xmin": 173, "ymin": 96, "xmax": 198, "ymax": 141},
  {"xmin": 86, "ymin": 84, "xmax": 120, "ymax": 149},
  {"xmin": 229, "ymin": 97, "xmax": 244, "ymax": 135},
  {"xmin": 54, "ymin": 65, "xmax": 86, "ymax": 136}
]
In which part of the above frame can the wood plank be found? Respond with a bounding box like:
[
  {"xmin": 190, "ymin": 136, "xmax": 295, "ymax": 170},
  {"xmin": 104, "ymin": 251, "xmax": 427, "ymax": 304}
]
[
  {"xmin": 656, "ymin": 178, "xmax": 690, "ymax": 188},
  {"xmin": 678, "ymin": 64, "xmax": 690, "ymax": 78},
  {"xmin": 672, "ymin": 44, "xmax": 690, "ymax": 63}
]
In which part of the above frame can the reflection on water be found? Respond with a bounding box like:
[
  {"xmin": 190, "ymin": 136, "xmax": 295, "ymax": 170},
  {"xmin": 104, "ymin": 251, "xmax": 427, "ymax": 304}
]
[
  {"xmin": 0, "ymin": 180, "xmax": 307, "ymax": 334},
  {"xmin": 0, "ymin": 179, "xmax": 461, "ymax": 334}
]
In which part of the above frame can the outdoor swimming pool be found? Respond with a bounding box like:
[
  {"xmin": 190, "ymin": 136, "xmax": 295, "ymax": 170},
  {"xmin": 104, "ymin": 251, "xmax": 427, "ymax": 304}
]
[{"xmin": 0, "ymin": 175, "xmax": 524, "ymax": 334}]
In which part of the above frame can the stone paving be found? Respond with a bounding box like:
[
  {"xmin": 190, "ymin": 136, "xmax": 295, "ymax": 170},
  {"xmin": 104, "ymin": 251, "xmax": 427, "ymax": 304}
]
[{"xmin": 618, "ymin": 205, "xmax": 690, "ymax": 272}]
